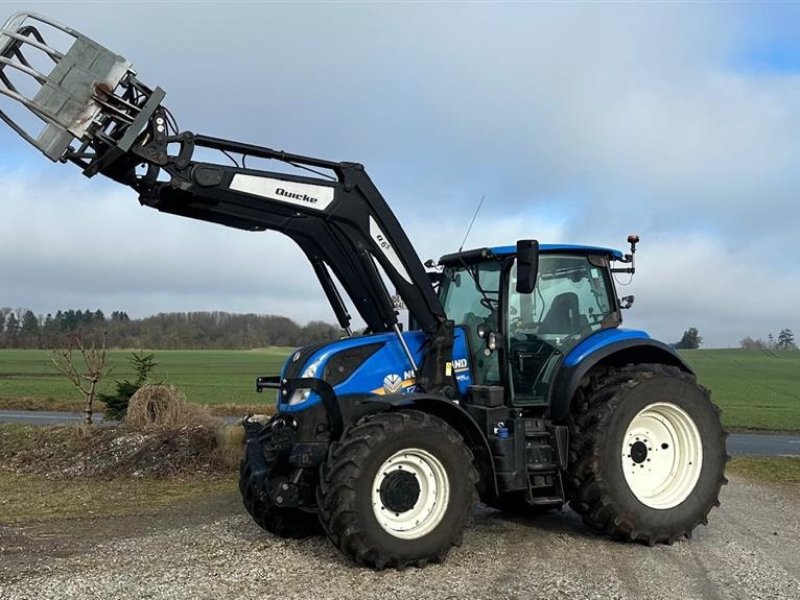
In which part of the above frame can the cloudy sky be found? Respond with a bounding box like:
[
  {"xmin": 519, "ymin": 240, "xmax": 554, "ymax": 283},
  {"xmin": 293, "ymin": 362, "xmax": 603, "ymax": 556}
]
[{"xmin": 2, "ymin": 2, "xmax": 800, "ymax": 347}]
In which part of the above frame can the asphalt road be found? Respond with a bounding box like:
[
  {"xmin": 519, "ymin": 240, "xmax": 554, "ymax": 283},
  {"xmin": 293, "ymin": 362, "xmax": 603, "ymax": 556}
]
[
  {"xmin": 726, "ymin": 433, "xmax": 800, "ymax": 457},
  {"xmin": 0, "ymin": 410, "xmax": 798, "ymax": 456}
]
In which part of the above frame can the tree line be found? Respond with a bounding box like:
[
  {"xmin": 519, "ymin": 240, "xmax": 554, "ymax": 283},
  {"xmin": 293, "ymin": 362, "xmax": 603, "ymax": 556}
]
[
  {"xmin": 740, "ymin": 329, "xmax": 797, "ymax": 350},
  {"xmin": 0, "ymin": 307, "xmax": 342, "ymax": 349},
  {"xmin": 674, "ymin": 326, "xmax": 798, "ymax": 350}
]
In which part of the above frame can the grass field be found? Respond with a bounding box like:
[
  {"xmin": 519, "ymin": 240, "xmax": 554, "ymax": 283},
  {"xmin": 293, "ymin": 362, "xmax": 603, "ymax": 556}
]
[
  {"xmin": 682, "ymin": 349, "xmax": 800, "ymax": 432},
  {"xmin": 0, "ymin": 347, "xmax": 799, "ymax": 431},
  {"xmin": 0, "ymin": 348, "xmax": 291, "ymax": 407}
]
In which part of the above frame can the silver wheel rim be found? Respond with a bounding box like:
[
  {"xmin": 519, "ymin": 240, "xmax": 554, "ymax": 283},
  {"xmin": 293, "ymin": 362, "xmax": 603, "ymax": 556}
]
[
  {"xmin": 371, "ymin": 448, "xmax": 450, "ymax": 540},
  {"xmin": 621, "ymin": 402, "xmax": 703, "ymax": 510}
]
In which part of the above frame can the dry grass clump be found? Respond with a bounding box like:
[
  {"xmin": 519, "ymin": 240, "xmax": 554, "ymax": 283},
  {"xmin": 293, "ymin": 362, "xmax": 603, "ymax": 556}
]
[
  {"xmin": 126, "ymin": 385, "xmax": 219, "ymax": 429},
  {"xmin": 215, "ymin": 424, "xmax": 246, "ymax": 469}
]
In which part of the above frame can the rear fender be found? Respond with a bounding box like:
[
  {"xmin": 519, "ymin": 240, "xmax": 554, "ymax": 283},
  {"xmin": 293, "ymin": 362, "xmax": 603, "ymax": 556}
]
[
  {"xmin": 362, "ymin": 394, "xmax": 499, "ymax": 498},
  {"xmin": 549, "ymin": 338, "xmax": 693, "ymax": 422}
]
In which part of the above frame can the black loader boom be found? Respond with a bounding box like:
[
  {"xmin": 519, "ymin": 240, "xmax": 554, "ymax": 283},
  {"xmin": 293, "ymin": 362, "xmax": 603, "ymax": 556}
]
[{"xmin": 0, "ymin": 11, "xmax": 454, "ymax": 394}]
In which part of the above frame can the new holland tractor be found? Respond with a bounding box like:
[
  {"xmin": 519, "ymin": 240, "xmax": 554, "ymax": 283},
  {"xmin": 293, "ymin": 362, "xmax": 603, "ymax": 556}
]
[{"xmin": 0, "ymin": 12, "xmax": 728, "ymax": 569}]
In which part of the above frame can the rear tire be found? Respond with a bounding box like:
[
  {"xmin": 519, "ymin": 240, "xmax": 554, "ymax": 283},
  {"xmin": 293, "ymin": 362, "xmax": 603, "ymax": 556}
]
[
  {"xmin": 318, "ymin": 410, "xmax": 478, "ymax": 569},
  {"xmin": 567, "ymin": 363, "xmax": 728, "ymax": 545}
]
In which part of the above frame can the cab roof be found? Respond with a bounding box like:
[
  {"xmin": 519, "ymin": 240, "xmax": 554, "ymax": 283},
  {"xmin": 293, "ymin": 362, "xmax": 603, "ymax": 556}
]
[{"xmin": 439, "ymin": 244, "xmax": 624, "ymax": 265}]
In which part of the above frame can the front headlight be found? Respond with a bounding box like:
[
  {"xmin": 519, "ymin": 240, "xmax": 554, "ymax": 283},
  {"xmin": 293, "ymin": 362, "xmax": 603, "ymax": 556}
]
[{"xmin": 288, "ymin": 388, "xmax": 312, "ymax": 406}]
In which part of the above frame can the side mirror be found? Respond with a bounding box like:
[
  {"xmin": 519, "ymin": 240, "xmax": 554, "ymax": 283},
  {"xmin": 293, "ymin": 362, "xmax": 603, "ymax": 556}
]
[{"xmin": 515, "ymin": 239, "xmax": 539, "ymax": 294}]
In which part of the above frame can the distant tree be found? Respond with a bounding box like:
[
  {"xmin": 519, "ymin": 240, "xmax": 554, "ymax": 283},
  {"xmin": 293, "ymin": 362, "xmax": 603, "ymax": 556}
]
[
  {"xmin": 675, "ymin": 327, "xmax": 703, "ymax": 350},
  {"xmin": 740, "ymin": 337, "xmax": 766, "ymax": 350},
  {"xmin": 299, "ymin": 320, "xmax": 344, "ymax": 345},
  {"xmin": 21, "ymin": 310, "xmax": 40, "ymax": 344},
  {"xmin": 2, "ymin": 307, "xmax": 340, "ymax": 349},
  {"xmin": 767, "ymin": 333, "xmax": 775, "ymax": 349},
  {"xmin": 50, "ymin": 332, "xmax": 111, "ymax": 426},
  {"xmin": 4, "ymin": 312, "xmax": 19, "ymax": 347},
  {"xmin": 777, "ymin": 328, "xmax": 797, "ymax": 350}
]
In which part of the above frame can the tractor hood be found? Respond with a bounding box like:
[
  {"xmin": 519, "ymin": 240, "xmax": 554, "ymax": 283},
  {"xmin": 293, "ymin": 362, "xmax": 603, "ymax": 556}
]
[{"xmin": 276, "ymin": 329, "xmax": 472, "ymax": 413}]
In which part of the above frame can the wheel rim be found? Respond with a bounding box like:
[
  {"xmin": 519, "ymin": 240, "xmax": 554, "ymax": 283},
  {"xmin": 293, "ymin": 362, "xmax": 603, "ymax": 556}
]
[
  {"xmin": 621, "ymin": 402, "xmax": 703, "ymax": 510},
  {"xmin": 371, "ymin": 448, "xmax": 450, "ymax": 540}
]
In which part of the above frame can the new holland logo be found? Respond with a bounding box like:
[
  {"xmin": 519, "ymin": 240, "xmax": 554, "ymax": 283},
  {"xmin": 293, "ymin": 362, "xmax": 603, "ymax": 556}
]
[
  {"xmin": 383, "ymin": 373, "xmax": 403, "ymax": 394},
  {"xmin": 276, "ymin": 187, "xmax": 318, "ymax": 204}
]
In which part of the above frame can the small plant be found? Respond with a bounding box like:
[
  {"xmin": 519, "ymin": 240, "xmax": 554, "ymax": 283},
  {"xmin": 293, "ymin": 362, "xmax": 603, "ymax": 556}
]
[
  {"xmin": 98, "ymin": 350, "xmax": 158, "ymax": 420},
  {"xmin": 50, "ymin": 332, "xmax": 110, "ymax": 426}
]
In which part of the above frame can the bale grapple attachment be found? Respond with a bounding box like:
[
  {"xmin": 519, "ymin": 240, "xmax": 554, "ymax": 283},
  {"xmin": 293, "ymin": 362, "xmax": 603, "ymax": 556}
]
[
  {"xmin": 0, "ymin": 9, "xmax": 456, "ymax": 396},
  {"xmin": 0, "ymin": 11, "xmax": 164, "ymax": 172}
]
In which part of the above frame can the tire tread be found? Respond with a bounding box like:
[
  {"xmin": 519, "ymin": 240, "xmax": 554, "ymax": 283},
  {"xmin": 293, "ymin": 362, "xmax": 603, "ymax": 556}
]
[{"xmin": 567, "ymin": 363, "xmax": 729, "ymax": 544}]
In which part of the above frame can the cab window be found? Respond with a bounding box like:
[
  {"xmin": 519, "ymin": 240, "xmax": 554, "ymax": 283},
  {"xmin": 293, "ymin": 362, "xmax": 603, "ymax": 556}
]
[
  {"xmin": 507, "ymin": 254, "xmax": 615, "ymax": 403},
  {"xmin": 439, "ymin": 261, "xmax": 501, "ymax": 385}
]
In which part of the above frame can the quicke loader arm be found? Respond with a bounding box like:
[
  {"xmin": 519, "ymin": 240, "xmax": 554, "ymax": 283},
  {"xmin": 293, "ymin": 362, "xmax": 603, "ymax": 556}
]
[{"xmin": 0, "ymin": 11, "xmax": 455, "ymax": 393}]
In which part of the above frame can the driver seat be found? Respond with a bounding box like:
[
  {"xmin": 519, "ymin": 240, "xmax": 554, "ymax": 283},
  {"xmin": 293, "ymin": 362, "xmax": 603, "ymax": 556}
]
[{"xmin": 539, "ymin": 292, "xmax": 589, "ymax": 335}]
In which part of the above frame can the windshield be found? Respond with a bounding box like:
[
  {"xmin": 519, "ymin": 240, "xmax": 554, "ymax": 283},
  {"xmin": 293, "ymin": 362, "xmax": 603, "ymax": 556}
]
[{"xmin": 509, "ymin": 254, "xmax": 614, "ymax": 349}]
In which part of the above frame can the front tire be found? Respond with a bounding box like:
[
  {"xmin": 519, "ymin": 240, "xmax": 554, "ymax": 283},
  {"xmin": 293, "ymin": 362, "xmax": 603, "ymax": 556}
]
[
  {"xmin": 318, "ymin": 410, "xmax": 478, "ymax": 569},
  {"xmin": 567, "ymin": 364, "xmax": 728, "ymax": 545}
]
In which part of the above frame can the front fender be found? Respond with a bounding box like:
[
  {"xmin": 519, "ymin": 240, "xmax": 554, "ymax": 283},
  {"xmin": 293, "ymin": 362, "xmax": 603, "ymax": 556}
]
[
  {"xmin": 362, "ymin": 394, "xmax": 499, "ymax": 498},
  {"xmin": 549, "ymin": 334, "xmax": 693, "ymax": 422}
]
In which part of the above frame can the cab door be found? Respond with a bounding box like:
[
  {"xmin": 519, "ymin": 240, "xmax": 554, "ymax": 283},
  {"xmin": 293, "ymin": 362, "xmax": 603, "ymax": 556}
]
[
  {"xmin": 507, "ymin": 254, "xmax": 615, "ymax": 405},
  {"xmin": 439, "ymin": 261, "xmax": 503, "ymax": 388}
]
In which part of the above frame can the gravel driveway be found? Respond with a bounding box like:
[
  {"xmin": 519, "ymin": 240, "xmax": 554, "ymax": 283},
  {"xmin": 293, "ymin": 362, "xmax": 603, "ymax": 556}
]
[{"xmin": 1, "ymin": 477, "xmax": 798, "ymax": 600}]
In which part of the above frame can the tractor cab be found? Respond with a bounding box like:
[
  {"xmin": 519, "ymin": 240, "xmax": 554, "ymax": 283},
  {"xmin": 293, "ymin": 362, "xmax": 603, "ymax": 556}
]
[{"xmin": 438, "ymin": 244, "xmax": 625, "ymax": 406}]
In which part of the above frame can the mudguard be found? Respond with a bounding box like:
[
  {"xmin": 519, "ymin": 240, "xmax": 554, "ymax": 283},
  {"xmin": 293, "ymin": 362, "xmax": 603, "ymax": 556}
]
[
  {"xmin": 363, "ymin": 393, "xmax": 499, "ymax": 498},
  {"xmin": 549, "ymin": 336, "xmax": 693, "ymax": 422}
]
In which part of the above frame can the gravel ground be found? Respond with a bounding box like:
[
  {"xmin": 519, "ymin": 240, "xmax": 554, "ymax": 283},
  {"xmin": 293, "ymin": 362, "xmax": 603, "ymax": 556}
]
[{"xmin": 1, "ymin": 477, "xmax": 798, "ymax": 600}]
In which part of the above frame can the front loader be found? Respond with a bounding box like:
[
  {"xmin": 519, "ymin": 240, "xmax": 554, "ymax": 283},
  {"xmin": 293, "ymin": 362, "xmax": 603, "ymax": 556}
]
[{"xmin": 0, "ymin": 12, "xmax": 728, "ymax": 569}]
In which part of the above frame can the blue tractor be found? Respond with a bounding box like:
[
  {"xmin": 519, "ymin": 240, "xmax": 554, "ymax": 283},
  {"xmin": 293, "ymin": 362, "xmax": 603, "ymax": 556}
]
[{"xmin": 1, "ymin": 12, "xmax": 728, "ymax": 570}]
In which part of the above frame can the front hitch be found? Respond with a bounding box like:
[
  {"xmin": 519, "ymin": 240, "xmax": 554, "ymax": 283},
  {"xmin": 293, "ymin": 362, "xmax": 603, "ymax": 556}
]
[{"xmin": 240, "ymin": 414, "xmax": 296, "ymax": 504}]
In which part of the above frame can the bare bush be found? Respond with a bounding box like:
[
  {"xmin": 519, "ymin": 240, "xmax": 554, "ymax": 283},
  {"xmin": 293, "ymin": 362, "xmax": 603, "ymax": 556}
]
[
  {"xmin": 50, "ymin": 332, "xmax": 110, "ymax": 425},
  {"xmin": 126, "ymin": 385, "xmax": 219, "ymax": 429}
]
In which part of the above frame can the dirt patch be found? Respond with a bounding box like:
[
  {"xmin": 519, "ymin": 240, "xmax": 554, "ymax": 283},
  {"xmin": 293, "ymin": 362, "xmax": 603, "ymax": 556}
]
[
  {"xmin": 0, "ymin": 473, "xmax": 237, "ymax": 525},
  {"xmin": 728, "ymin": 456, "xmax": 800, "ymax": 484},
  {"xmin": 0, "ymin": 396, "xmax": 275, "ymax": 418},
  {"xmin": 0, "ymin": 423, "xmax": 239, "ymax": 479}
]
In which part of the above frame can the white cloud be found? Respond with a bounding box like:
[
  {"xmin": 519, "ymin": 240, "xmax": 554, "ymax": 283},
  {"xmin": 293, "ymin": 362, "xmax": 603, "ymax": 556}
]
[
  {"xmin": 623, "ymin": 234, "xmax": 798, "ymax": 347},
  {"xmin": 2, "ymin": 2, "xmax": 800, "ymax": 345}
]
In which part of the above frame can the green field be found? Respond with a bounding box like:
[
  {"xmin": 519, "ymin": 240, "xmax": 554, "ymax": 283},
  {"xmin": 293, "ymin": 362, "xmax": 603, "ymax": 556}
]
[
  {"xmin": 0, "ymin": 347, "xmax": 799, "ymax": 431},
  {"xmin": 0, "ymin": 348, "xmax": 291, "ymax": 407},
  {"xmin": 681, "ymin": 349, "xmax": 800, "ymax": 432}
]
